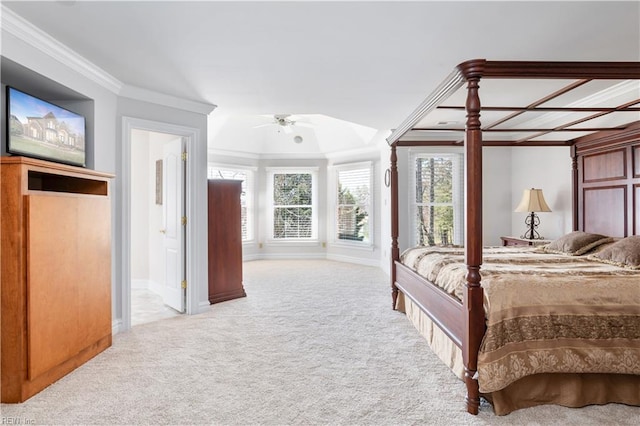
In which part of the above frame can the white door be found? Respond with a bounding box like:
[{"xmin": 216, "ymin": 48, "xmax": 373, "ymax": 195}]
[{"xmin": 161, "ymin": 138, "xmax": 186, "ymax": 312}]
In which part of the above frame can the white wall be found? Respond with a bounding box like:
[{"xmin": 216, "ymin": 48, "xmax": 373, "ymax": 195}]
[
  {"xmin": 208, "ymin": 141, "xmax": 386, "ymax": 268},
  {"xmin": 206, "ymin": 144, "xmax": 572, "ymax": 285},
  {"xmin": 391, "ymin": 145, "xmax": 571, "ymax": 257},
  {"xmin": 483, "ymin": 147, "xmax": 513, "ymax": 245},
  {"xmin": 3, "ymin": 7, "xmax": 575, "ymax": 330},
  {"xmin": 1, "ymin": 21, "xmax": 120, "ymax": 326},
  {"xmin": 510, "ymin": 146, "xmax": 572, "ymax": 240},
  {"xmin": 130, "ymin": 130, "xmax": 150, "ymax": 281},
  {"xmin": 2, "ymin": 10, "xmax": 213, "ymax": 331},
  {"xmin": 0, "ymin": 32, "xmax": 117, "ymax": 175}
]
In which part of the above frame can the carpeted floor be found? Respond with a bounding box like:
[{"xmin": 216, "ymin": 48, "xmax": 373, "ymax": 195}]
[{"xmin": 1, "ymin": 260, "xmax": 637, "ymax": 425}]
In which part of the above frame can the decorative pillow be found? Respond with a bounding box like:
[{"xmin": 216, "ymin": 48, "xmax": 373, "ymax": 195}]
[
  {"xmin": 541, "ymin": 231, "xmax": 613, "ymax": 256},
  {"xmin": 590, "ymin": 236, "xmax": 640, "ymax": 269}
]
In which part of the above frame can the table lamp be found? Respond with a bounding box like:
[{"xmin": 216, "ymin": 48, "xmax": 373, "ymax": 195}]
[{"xmin": 514, "ymin": 188, "xmax": 552, "ymax": 240}]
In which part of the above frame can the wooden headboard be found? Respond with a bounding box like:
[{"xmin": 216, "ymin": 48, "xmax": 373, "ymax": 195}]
[{"xmin": 573, "ymin": 121, "xmax": 640, "ymax": 237}]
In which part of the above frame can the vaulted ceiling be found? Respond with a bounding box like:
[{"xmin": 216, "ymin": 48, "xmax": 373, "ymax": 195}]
[{"xmin": 3, "ymin": 1, "xmax": 639, "ymax": 155}]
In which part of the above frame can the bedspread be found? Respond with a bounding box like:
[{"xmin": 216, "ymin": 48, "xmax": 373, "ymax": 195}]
[{"xmin": 400, "ymin": 246, "xmax": 640, "ymax": 393}]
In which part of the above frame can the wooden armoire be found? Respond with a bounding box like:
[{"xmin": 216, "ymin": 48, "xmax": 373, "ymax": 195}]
[
  {"xmin": 207, "ymin": 179, "xmax": 246, "ymax": 304},
  {"xmin": 1, "ymin": 157, "xmax": 113, "ymax": 402}
]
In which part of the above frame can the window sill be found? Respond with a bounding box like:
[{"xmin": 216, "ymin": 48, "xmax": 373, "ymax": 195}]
[
  {"xmin": 265, "ymin": 240, "xmax": 321, "ymax": 247},
  {"xmin": 330, "ymin": 241, "xmax": 375, "ymax": 251}
]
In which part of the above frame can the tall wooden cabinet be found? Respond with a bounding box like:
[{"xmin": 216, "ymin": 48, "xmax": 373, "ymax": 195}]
[
  {"xmin": 207, "ymin": 179, "xmax": 246, "ymax": 304},
  {"xmin": 1, "ymin": 157, "xmax": 113, "ymax": 403}
]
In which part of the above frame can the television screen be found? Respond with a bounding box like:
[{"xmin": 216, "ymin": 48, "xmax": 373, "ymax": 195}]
[{"xmin": 6, "ymin": 86, "xmax": 86, "ymax": 167}]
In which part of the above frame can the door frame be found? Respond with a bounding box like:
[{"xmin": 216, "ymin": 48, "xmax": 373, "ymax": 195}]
[{"xmin": 120, "ymin": 116, "xmax": 205, "ymax": 331}]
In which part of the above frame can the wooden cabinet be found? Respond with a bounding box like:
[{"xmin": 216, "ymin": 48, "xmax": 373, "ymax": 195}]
[
  {"xmin": 207, "ymin": 179, "xmax": 246, "ymax": 304},
  {"xmin": 501, "ymin": 236, "xmax": 550, "ymax": 247},
  {"xmin": 1, "ymin": 157, "xmax": 113, "ymax": 403}
]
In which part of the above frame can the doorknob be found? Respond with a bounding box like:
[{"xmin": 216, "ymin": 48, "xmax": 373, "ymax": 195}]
[{"xmin": 159, "ymin": 229, "xmax": 166, "ymax": 234}]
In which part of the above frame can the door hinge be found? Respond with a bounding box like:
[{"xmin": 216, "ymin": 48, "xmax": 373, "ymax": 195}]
[
  {"xmin": 181, "ymin": 216, "xmax": 187, "ymax": 226},
  {"xmin": 181, "ymin": 280, "xmax": 187, "ymax": 289},
  {"xmin": 181, "ymin": 151, "xmax": 187, "ymax": 161}
]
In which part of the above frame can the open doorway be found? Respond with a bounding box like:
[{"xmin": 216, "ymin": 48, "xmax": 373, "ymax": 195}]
[
  {"xmin": 130, "ymin": 129, "xmax": 185, "ymax": 326},
  {"xmin": 121, "ymin": 116, "xmax": 206, "ymax": 333}
]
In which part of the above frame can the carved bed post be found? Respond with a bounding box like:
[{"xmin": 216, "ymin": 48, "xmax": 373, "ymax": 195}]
[
  {"xmin": 390, "ymin": 143, "xmax": 400, "ymax": 309},
  {"xmin": 463, "ymin": 72, "xmax": 484, "ymax": 415}
]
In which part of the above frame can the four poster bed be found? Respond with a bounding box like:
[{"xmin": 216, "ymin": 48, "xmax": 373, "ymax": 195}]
[{"xmin": 387, "ymin": 60, "xmax": 640, "ymax": 415}]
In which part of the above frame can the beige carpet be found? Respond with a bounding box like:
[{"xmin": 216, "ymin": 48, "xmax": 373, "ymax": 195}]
[{"xmin": 1, "ymin": 260, "xmax": 637, "ymax": 425}]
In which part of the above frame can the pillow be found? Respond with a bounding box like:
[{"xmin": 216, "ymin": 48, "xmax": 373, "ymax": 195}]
[
  {"xmin": 541, "ymin": 231, "xmax": 613, "ymax": 256},
  {"xmin": 590, "ymin": 236, "xmax": 640, "ymax": 269}
]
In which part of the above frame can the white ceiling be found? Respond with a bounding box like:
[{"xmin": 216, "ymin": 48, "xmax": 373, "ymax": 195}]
[{"xmin": 3, "ymin": 1, "xmax": 639, "ymax": 155}]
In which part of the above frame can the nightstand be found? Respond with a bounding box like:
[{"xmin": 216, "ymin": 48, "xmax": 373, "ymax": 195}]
[{"xmin": 501, "ymin": 236, "xmax": 551, "ymax": 247}]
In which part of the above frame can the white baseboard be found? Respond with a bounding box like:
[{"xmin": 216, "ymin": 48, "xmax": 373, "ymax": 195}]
[
  {"xmin": 249, "ymin": 253, "xmax": 327, "ymax": 261},
  {"xmin": 242, "ymin": 253, "xmax": 263, "ymax": 262},
  {"xmin": 198, "ymin": 301, "xmax": 212, "ymax": 313},
  {"xmin": 242, "ymin": 252, "xmax": 383, "ymax": 269},
  {"xmin": 112, "ymin": 318, "xmax": 123, "ymax": 335}
]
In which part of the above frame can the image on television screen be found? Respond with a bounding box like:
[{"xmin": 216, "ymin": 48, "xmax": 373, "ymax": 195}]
[{"xmin": 6, "ymin": 86, "xmax": 86, "ymax": 167}]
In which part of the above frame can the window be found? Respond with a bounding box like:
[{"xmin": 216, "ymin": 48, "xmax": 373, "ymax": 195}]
[
  {"xmin": 268, "ymin": 168, "xmax": 317, "ymax": 240},
  {"xmin": 207, "ymin": 166, "xmax": 253, "ymax": 241},
  {"xmin": 335, "ymin": 163, "xmax": 372, "ymax": 244},
  {"xmin": 412, "ymin": 153, "xmax": 463, "ymax": 246}
]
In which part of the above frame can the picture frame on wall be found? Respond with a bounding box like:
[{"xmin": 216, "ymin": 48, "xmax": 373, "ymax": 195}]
[{"xmin": 156, "ymin": 159, "xmax": 163, "ymax": 205}]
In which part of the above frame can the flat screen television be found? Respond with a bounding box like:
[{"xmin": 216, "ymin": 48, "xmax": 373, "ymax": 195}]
[{"xmin": 6, "ymin": 86, "xmax": 86, "ymax": 167}]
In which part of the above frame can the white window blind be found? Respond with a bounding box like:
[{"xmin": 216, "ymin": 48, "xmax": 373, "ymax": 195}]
[
  {"xmin": 208, "ymin": 167, "xmax": 251, "ymax": 241},
  {"xmin": 412, "ymin": 153, "xmax": 463, "ymax": 246},
  {"xmin": 336, "ymin": 166, "xmax": 371, "ymax": 243},
  {"xmin": 272, "ymin": 172, "xmax": 314, "ymax": 239}
]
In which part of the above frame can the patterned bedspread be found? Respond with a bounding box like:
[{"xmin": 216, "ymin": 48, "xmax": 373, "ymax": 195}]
[{"xmin": 400, "ymin": 246, "xmax": 640, "ymax": 393}]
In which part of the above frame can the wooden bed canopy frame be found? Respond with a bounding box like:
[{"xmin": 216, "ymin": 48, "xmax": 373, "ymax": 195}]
[{"xmin": 387, "ymin": 59, "xmax": 640, "ymax": 414}]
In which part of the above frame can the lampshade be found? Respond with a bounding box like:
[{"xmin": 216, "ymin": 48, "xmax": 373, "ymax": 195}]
[{"xmin": 514, "ymin": 188, "xmax": 552, "ymax": 213}]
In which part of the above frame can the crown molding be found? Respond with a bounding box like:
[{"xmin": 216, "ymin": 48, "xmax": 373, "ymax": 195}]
[
  {"xmin": 208, "ymin": 161, "xmax": 258, "ymax": 172},
  {"xmin": 323, "ymin": 144, "xmax": 383, "ymax": 160},
  {"xmin": 1, "ymin": 5, "xmax": 123, "ymax": 94},
  {"xmin": 1, "ymin": 5, "xmax": 217, "ymax": 115},
  {"xmin": 207, "ymin": 148, "xmax": 261, "ymax": 160},
  {"xmin": 258, "ymin": 152, "xmax": 328, "ymax": 161},
  {"xmin": 207, "ymin": 147, "xmax": 329, "ymax": 161},
  {"xmin": 120, "ymin": 84, "xmax": 216, "ymax": 115},
  {"xmin": 208, "ymin": 144, "xmax": 384, "ymax": 160}
]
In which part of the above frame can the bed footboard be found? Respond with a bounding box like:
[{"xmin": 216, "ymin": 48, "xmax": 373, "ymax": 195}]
[
  {"xmin": 394, "ymin": 262, "xmax": 464, "ymax": 347},
  {"xmin": 393, "ymin": 260, "xmax": 484, "ymax": 414}
]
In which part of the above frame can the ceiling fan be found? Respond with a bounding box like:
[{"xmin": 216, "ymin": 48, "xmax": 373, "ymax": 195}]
[{"xmin": 253, "ymin": 114, "xmax": 314, "ymax": 134}]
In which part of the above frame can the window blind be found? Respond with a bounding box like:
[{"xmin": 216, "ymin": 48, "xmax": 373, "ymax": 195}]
[
  {"xmin": 272, "ymin": 173, "xmax": 313, "ymax": 239},
  {"xmin": 337, "ymin": 167, "xmax": 370, "ymax": 243}
]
